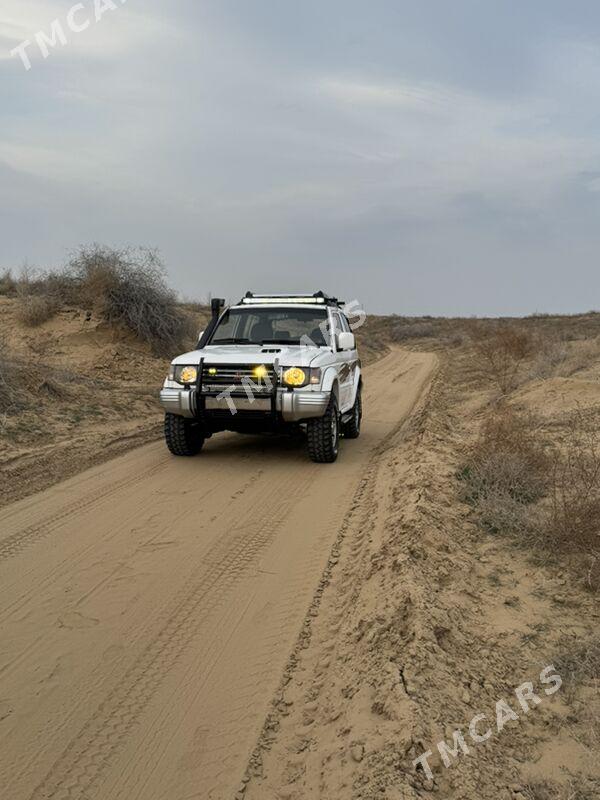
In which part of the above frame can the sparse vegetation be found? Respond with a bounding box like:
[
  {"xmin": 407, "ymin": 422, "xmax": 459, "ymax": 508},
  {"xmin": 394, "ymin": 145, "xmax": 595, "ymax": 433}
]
[
  {"xmin": 0, "ymin": 343, "xmax": 21, "ymax": 413},
  {"xmin": 389, "ymin": 321, "xmax": 436, "ymax": 341},
  {"xmin": 0, "ymin": 269, "xmax": 17, "ymax": 296},
  {"xmin": 555, "ymin": 634, "xmax": 600, "ymax": 688},
  {"xmin": 529, "ymin": 333, "xmax": 568, "ymax": 379},
  {"xmin": 461, "ymin": 403, "xmax": 600, "ymax": 590},
  {"xmin": 0, "ymin": 353, "xmax": 16, "ymax": 414},
  {"xmin": 523, "ymin": 778, "xmax": 598, "ymax": 800},
  {"xmin": 455, "ymin": 311, "xmax": 600, "ymax": 590},
  {"xmin": 15, "ymin": 293, "xmax": 61, "ymax": 326},
  {"xmin": 468, "ymin": 322, "xmax": 535, "ymax": 393},
  {"xmin": 9, "ymin": 245, "xmax": 194, "ymax": 354},
  {"xmin": 460, "ymin": 406, "xmax": 550, "ymax": 534},
  {"xmin": 546, "ymin": 409, "xmax": 600, "ymax": 589},
  {"xmin": 67, "ymin": 245, "xmax": 194, "ymax": 355}
]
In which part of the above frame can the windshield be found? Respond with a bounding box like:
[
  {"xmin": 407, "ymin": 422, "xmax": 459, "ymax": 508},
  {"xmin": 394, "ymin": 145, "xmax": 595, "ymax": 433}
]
[{"xmin": 210, "ymin": 307, "xmax": 331, "ymax": 346}]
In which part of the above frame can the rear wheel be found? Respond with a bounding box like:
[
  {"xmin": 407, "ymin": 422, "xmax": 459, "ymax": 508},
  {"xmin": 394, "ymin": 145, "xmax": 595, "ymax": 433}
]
[
  {"xmin": 164, "ymin": 413, "xmax": 205, "ymax": 456},
  {"xmin": 342, "ymin": 386, "xmax": 362, "ymax": 439},
  {"xmin": 307, "ymin": 396, "xmax": 339, "ymax": 463}
]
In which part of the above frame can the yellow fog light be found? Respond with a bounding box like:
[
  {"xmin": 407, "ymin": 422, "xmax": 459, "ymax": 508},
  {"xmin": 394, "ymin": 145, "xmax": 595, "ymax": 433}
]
[
  {"xmin": 179, "ymin": 366, "xmax": 198, "ymax": 383},
  {"xmin": 208, "ymin": 367, "xmax": 217, "ymax": 375},
  {"xmin": 283, "ymin": 367, "xmax": 306, "ymax": 387},
  {"xmin": 253, "ymin": 364, "xmax": 269, "ymax": 380}
]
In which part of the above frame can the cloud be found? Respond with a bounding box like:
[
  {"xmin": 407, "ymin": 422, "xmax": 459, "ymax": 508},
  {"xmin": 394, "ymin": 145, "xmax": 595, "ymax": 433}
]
[
  {"xmin": 1, "ymin": 1, "xmax": 600, "ymax": 314},
  {"xmin": 1, "ymin": 0, "xmax": 166, "ymax": 66},
  {"xmin": 319, "ymin": 78, "xmax": 465, "ymax": 111}
]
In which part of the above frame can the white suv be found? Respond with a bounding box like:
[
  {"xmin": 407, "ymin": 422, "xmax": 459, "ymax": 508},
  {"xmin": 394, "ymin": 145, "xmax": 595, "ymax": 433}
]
[{"xmin": 159, "ymin": 292, "xmax": 362, "ymax": 462}]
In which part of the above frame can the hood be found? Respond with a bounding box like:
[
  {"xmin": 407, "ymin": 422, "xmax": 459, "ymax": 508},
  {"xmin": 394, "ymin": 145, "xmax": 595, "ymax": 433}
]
[{"xmin": 171, "ymin": 344, "xmax": 326, "ymax": 368}]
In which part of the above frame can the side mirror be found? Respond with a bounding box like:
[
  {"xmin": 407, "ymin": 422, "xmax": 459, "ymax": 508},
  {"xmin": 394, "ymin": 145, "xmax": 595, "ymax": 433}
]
[{"xmin": 337, "ymin": 332, "xmax": 355, "ymax": 351}]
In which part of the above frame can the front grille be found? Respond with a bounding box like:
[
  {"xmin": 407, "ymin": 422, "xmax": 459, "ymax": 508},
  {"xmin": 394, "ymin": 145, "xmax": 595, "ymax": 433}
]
[{"xmin": 200, "ymin": 363, "xmax": 277, "ymax": 395}]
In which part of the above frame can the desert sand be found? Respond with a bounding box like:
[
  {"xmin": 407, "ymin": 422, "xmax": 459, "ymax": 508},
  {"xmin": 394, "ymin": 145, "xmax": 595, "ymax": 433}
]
[{"xmin": 0, "ymin": 349, "xmax": 436, "ymax": 800}]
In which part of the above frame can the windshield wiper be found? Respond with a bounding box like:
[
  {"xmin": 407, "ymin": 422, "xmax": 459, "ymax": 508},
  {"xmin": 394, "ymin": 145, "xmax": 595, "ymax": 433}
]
[{"xmin": 211, "ymin": 337, "xmax": 252, "ymax": 344}]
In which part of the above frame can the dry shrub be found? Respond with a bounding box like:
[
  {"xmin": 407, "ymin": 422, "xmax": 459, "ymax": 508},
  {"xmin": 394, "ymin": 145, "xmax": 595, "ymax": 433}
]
[
  {"xmin": 390, "ymin": 321, "xmax": 436, "ymax": 341},
  {"xmin": 0, "ymin": 339, "xmax": 24, "ymax": 412},
  {"xmin": 546, "ymin": 409, "xmax": 600, "ymax": 589},
  {"xmin": 15, "ymin": 294, "xmax": 61, "ymax": 326},
  {"xmin": 553, "ymin": 336, "xmax": 600, "ymax": 379},
  {"xmin": 554, "ymin": 634, "xmax": 600, "ymax": 688},
  {"xmin": 464, "ymin": 407, "xmax": 550, "ymax": 503},
  {"xmin": 460, "ymin": 407, "xmax": 550, "ymax": 534},
  {"xmin": 0, "ymin": 269, "xmax": 17, "ymax": 296},
  {"xmin": 12, "ymin": 245, "xmax": 193, "ymax": 355},
  {"xmin": 68, "ymin": 245, "xmax": 193, "ymax": 355},
  {"xmin": 0, "ymin": 359, "xmax": 15, "ymax": 412},
  {"xmin": 463, "ymin": 405, "xmax": 600, "ymax": 589},
  {"xmin": 529, "ymin": 333, "xmax": 569, "ymax": 379},
  {"xmin": 523, "ymin": 778, "xmax": 598, "ymax": 800},
  {"xmin": 38, "ymin": 377, "xmax": 68, "ymax": 399},
  {"xmin": 13, "ymin": 265, "xmax": 78, "ymax": 320},
  {"xmin": 469, "ymin": 323, "xmax": 535, "ymax": 393}
]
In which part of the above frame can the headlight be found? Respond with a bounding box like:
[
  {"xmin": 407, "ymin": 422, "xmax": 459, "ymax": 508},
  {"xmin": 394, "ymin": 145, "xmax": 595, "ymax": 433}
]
[
  {"xmin": 172, "ymin": 365, "xmax": 198, "ymax": 384},
  {"xmin": 282, "ymin": 367, "xmax": 321, "ymax": 388},
  {"xmin": 283, "ymin": 367, "xmax": 306, "ymax": 387}
]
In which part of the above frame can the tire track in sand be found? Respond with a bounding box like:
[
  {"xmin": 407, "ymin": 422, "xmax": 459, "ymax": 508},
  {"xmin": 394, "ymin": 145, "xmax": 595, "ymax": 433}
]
[
  {"xmin": 0, "ymin": 458, "xmax": 170, "ymax": 564},
  {"xmin": 27, "ymin": 467, "xmax": 316, "ymax": 800}
]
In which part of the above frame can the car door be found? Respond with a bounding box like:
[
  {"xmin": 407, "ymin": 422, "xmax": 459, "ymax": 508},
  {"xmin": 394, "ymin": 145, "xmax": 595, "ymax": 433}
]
[
  {"xmin": 341, "ymin": 312, "xmax": 359, "ymax": 409},
  {"xmin": 333, "ymin": 311, "xmax": 354, "ymax": 411}
]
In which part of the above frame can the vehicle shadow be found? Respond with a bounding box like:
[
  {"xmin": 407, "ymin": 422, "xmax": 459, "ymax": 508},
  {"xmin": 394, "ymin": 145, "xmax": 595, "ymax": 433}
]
[{"xmin": 199, "ymin": 431, "xmax": 309, "ymax": 462}]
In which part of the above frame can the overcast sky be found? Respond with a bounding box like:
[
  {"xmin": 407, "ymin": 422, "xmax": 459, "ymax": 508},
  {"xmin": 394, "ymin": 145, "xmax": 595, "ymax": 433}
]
[{"xmin": 2, "ymin": 1, "xmax": 600, "ymax": 315}]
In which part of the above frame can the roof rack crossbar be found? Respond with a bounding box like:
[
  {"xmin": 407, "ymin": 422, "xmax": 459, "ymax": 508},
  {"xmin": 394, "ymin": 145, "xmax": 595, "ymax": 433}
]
[{"xmin": 240, "ymin": 291, "xmax": 343, "ymax": 307}]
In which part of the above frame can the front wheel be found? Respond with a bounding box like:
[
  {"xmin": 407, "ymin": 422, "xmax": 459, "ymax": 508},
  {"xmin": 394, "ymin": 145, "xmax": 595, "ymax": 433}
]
[
  {"xmin": 343, "ymin": 386, "xmax": 362, "ymax": 439},
  {"xmin": 306, "ymin": 397, "xmax": 339, "ymax": 463},
  {"xmin": 164, "ymin": 413, "xmax": 205, "ymax": 456}
]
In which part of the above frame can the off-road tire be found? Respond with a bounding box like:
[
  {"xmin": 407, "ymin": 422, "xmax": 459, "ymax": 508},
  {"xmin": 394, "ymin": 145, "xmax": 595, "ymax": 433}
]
[
  {"xmin": 164, "ymin": 413, "xmax": 205, "ymax": 456},
  {"xmin": 307, "ymin": 396, "xmax": 340, "ymax": 463},
  {"xmin": 342, "ymin": 386, "xmax": 362, "ymax": 439}
]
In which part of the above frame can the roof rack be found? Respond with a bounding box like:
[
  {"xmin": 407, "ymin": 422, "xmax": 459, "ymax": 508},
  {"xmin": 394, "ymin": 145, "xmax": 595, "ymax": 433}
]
[{"xmin": 240, "ymin": 291, "xmax": 344, "ymax": 307}]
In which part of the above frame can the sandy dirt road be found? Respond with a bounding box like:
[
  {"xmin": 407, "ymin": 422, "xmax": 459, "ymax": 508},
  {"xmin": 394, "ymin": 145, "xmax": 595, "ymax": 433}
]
[{"xmin": 0, "ymin": 348, "xmax": 436, "ymax": 800}]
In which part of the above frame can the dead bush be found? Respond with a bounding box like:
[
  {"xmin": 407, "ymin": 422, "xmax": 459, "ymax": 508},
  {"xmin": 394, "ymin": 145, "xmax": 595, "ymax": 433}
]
[
  {"xmin": 0, "ymin": 359, "xmax": 15, "ymax": 412},
  {"xmin": 529, "ymin": 333, "xmax": 569, "ymax": 380},
  {"xmin": 0, "ymin": 269, "xmax": 17, "ymax": 296},
  {"xmin": 475, "ymin": 489, "xmax": 537, "ymax": 536},
  {"xmin": 523, "ymin": 778, "xmax": 598, "ymax": 800},
  {"xmin": 68, "ymin": 245, "xmax": 193, "ymax": 355},
  {"xmin": 38, "ymin": 377, "xmax": 68, "ymax": 399},
  {"xmin": 7, "ymin": 246, "xmax": 193, "ymax": 354},
  {"xmin": 460, "ymin": 407, "xmax": 550, "ymax": 526},
  {"xmin": 464, "ymin": 406, "xmax": 600, "ymax": 588},
  {"xmin": 545, "ymin": 409, "xmax": 600, "ymax": 589},
  {"xmin": 15, "ymin": 294, "xmax": 61, "ymax": 326},
  {"xmin": 554, "ymin": 634, "xmax": 600, "ymax": 688},
  {"xmin": 390, "ymin": 321, "xmax": 436, "ymax": 341},
  {"xmin": 0, "ymin": 340, "xmax": 24, "ymax": 412},
  {"xmin": 553, "ymin": 336, "xmax": 600, "ymax": 379},
  {"xmin": 468, "ymin": 323, "xmax": 535, "ymax": 393},
  {"xmin": 12, "ymin": 264, "xmax": 78, "ymax": 310}
]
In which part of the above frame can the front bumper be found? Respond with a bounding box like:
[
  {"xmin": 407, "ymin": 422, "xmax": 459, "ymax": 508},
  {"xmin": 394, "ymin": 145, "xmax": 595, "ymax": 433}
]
[
  {"xmin": 159, "ymin": 387, "xmax": 330, "ymax": 422},
  {"xmin": 279, "ymin": 390, "xmax": 330, "ymax": 421},
  {"xmin": 159, "ymin": 388, "xmax": 196, "ymax": 418}
]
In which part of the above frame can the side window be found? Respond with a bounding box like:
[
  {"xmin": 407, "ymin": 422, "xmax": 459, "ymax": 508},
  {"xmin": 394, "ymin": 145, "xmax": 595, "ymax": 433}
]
[
  {"xmin": 340, "ymin": 314, "xmax": 351, "ymax": 333},
  {"xmin": 331, "ymin": 312, "xmax": 343, "ymax": 337},
  {"xmin": 331, "ymin": 312, "xmax": 346, "ymax": 350}
]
